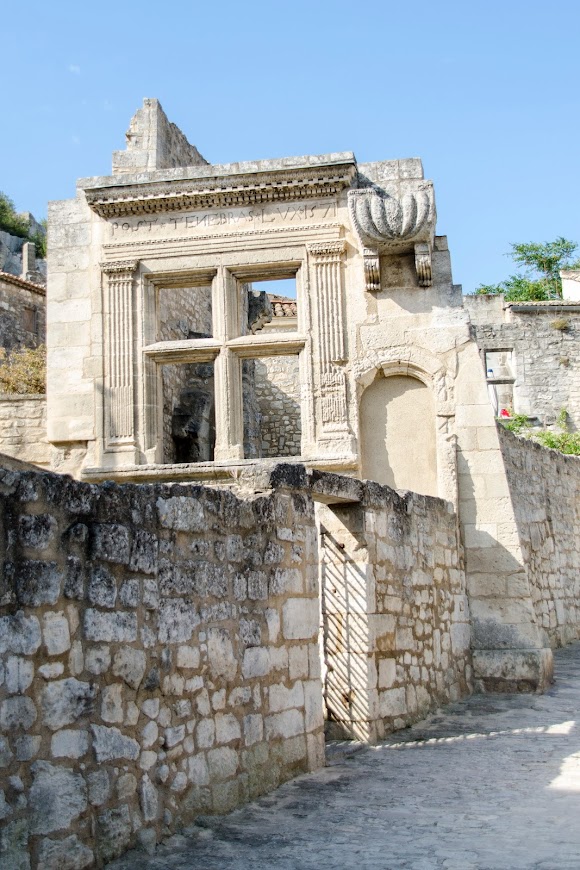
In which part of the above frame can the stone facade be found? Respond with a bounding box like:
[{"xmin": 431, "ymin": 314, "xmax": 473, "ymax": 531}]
[
  {"xmin": 499, "ymin": 427, "xmax": 580, "ymax": 648},
  {"xmin": 465, "ymin": 294, "xmax": 580, "ymax": 428},
  {"xmin": 43, "ymin": 97, "xmax": 554, "ymax": 696}
]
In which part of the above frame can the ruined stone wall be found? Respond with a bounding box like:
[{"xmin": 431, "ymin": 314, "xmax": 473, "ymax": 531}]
[
  {"xmin": 0, "ymin": 465, "xmax": 323, "ymax": 868},
  {"xmin": 254, "ymin": 356, "xmax": 301, "ymax": 457},
  {"xmin": 499, "ymin": 427, "xmax": 580, "ymax": 648},
  {"xmin": 0, "ymin": 277, "xmax": 45, "ymax": 351},
  {"xmin": 465, "ymin": 295, "xmax": 580, "ymax": 428},
  {"xmin": 0, "ymin": 396, "xmax": 51, "ymax": 467},
  {"xmin": 317, "ymin": 482, "xmax": 471, "ymax": 742}
]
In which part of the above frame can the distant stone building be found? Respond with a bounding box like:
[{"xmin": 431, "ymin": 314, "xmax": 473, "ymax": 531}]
[
  {"xmin": 465, "ymin": 293, "xmax": 580, "ymax": 429},
  {"xmin": 0, "ymin": 268, "xmax": 45, "ymax": 351}
]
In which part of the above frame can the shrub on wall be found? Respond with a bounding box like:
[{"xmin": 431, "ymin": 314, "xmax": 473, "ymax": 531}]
[{"xmin": 0, "ymin": 344, "xmax": 46, "ymax": 394}]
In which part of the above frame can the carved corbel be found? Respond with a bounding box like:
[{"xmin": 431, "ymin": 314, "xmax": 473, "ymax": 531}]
[
  {"xmin": 348, "ymin": 187, "xmax": 435, "ymax": 290},
  {"xmin": 414, "ymin": 242, "xmax": 432, "ymax": 287},
  {"xmin": 362, "ymin": 248, "xmax": 381, "ymax": 293}
]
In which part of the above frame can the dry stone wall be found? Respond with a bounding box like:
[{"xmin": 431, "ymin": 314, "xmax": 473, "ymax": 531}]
[
  {"xmin": 0, "ymin": 464, "xmax": 323, "ymax": 868},
  {"xmin": 317, "ymin": 481, "xmax": 472, "ymax": 742},
  {"xmin": 499, "ymin": 427, "xmax": 580, "ymax": 648}
]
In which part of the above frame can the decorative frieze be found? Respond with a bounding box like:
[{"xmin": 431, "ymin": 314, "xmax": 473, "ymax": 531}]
[{"xmin": 101, "ymin": 261, "xmax": 138, "ymax": 447}]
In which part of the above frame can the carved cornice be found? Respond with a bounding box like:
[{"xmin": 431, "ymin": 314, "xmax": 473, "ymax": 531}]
[
  {"xmin": 101, "ymin": 260, "xmax": 139, "ymax": 276},
  {"xmin": 86, "ymin": 164, "xmax": 357, "ymax": 219}
]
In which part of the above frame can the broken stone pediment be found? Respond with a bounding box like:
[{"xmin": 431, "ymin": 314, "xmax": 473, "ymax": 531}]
[{"xmin": 348, "ymin": 180, "xmax": 436, "ymax": 292}]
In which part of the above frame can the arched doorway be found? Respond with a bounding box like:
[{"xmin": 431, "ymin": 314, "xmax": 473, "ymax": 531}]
[{"xmin": 360, "ymin": 373, "xmax": 438, "ymax": 497}]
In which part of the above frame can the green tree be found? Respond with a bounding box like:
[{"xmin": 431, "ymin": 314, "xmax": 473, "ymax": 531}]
[
  {"xmin": 475, "ymin": 237, "xmax": 580, "ymax": 301},
  {"xmin": 0, "ymin": 191, "xmax": 30, "ymax": 239}
]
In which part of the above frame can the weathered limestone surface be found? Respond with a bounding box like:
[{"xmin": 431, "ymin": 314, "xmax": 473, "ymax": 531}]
[
  {"xmin": 499, "ymin": 427, "xmax": 580, "ymax": 648},
  {"xmin": 0, "ymin": 462, "xmax": 322, "ymax": 868},
  {"xmin": 0, "ymin": 397, "xmax": 50, "ymax": 466}
]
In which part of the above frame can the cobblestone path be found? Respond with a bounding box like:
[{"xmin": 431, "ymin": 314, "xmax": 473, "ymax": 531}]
[{"xmin": 111, "ymin": 643, "xmax": 580, "ymax": 869}]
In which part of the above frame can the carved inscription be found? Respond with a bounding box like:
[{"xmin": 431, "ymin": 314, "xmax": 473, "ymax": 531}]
[{"xmin": 109, "ymin": 200, "xmax": 337, "ymax": 238}]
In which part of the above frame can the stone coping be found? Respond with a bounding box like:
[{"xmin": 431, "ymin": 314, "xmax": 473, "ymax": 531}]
[{"xmin": 79, "ymin": 152, "xmax": 357, "ymax": 192}]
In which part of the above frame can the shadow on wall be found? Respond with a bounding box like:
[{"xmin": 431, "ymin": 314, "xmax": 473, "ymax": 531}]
[{"xmin": 360, "ymin": 374, "xmax": 438, "ymax": 497}]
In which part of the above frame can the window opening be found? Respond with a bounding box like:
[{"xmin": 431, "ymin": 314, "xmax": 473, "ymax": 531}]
[
  {"xmin": 157, "ymin": 285, "xmax": 213, "ymax": 341},
  {"xmin": 243, "ymin": 353, "xmax": 302, "ymax": 458},
  {"xmin": 161, "ymin": 360, "xmax": 216, "ymax": 463}
]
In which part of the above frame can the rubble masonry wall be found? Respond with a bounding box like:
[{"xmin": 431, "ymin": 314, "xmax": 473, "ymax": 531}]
[
  {"xmin": 499, "ymin": 427, "xmax": 580, "ymax": 648},
  {"xmin": 0, "ymin": 465, "xmax": 323, "ymax": 868}
]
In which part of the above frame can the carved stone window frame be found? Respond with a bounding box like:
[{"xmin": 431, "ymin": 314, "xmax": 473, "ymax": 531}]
[{"xmin": 139, "ymin": 260, "xmax": 309, "ymax": 465}]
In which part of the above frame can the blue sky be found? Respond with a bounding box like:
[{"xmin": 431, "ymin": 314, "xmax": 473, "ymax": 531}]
[{"xmin": 2, "ymin": 0, "xmax": 579, "ymax": 293}]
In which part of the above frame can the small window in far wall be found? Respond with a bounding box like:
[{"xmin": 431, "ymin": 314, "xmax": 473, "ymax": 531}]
[{"xmin": 23, "ymin": 307, "xmax": 37, "ymax": 335}]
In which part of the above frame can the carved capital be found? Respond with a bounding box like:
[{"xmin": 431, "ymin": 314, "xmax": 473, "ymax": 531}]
[
  {"xmin": 307, "ymin": 240, "xmax": 346, "ymax": 263},
  {"xmin": 101, "ymin": 260, "xmax": 139, "ymax": 277}
]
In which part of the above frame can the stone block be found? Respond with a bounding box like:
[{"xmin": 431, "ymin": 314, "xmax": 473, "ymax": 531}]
[
  {"xmin": 85, "ymin": 644, "xmax": 111, "ymax": 674},
  {"xmin": 112, "ymin": 647, "xmax": 147, "ymax": 689},
  {"xmin": 269, "ymin": 680, "xmax": 304, "ymax": 713},
  {"xmin": 0, "ymin": 696, "xmax": 37, "ymax": 731},
  {"xmin": 158, "ymin": 599, "xmax": 199, "ymax": 643},
  {"xmin": 0, "ymin": 613, "xmax": 41, "ymax": 656},
  {"xmin": 379, "ymin": 686, "xmax": 407, "ymax": 718},
  {"xmin": 30, "ymin": 761, "xmax": 87, "ymax": 834},
  {"xmin": 18, "ymin": 514, "xmax": 57, "ymax": 550},
  {"xmin": 15, "ymin": 560, "xmax": 61, "ymax": 606},
  {"xmin": 0, "ymin": 819, "xmax": 30, "ymax": 870},
  {"xmin": 5, "ymin": 656, "xmax": 34, "ymax": 693},
  {"xmin": 91, "ymin": 725, "xmax": 140, "ymax": 762},
  {"xmin": 242, "ymin": 646, "xmax": 271, "ymax": 678},
  {"xmin": 243, "ymin": 713, "xmax": 264, "ymax": 746},
  {"xmin": 96, "ymin": 806, "xmax": 132, "ymax": 863},
  {"xmin": 88, "ymin": 565, "xmax": 117, "ymax": 608},
  {"xmin": 303, "ymin": 680, "xmax": 323, "ymax": 732},
  {"xmin": 43, "ymin": 611, "xmax": 71, "ymax": 655},
  {"xmin": 37, "ymin": 835, "xmax": 93, "ymax": 870},
  {"xmin": 101, "ymin": 684, "xmax": 124, "ymax": 723},
  {"xmin": 282, "ymin": 598, "xmax": 318, "ymax": 640},
  {"xmin": 119, "ymin": 578, "xmax": 140, "ymax": 607},
  {"xmin": 51, "ymin": 729, "xmax": 89, "ymax": 759},
  {"xmin": 187, "ymin": 753, "xmax": 210, "ymax": 785},
  {"xmin": 207, "ymin": 746, "xmax": 238, "ymax": 780},
  {"xmin": 15, "ymin": 735, "xmax": 41, "ymax": 761},
  {"xmin": 129, "ymin": 529, "xmax": 158, "ymax": 574},
  {"xmin": 157, "ymin": 495, "xmax": 205, "ymax": 531},
  {"xmin": 140, "ymin": 774, "xmax": 159, "ymax": 821},
  {"xmin": 216, "ymin": 713, "xmax": 241, "ymax": 744},
  {"xmin": 84, "ymin": 609, "xmax": 137, "ymax": 642},
  {"xmin": 42, "ymin": 678, "xmax": 95, "ymax": 731},
  {"xmin": 207, "ymin": 627, "xmax": 238, "ymax": 680},
  {"xmin": 91, "ymin": 523, "xmax": 130, "ymax": 564},
  {"xmin": 265, "ymin": 709, "xmax": 304, "ymax": 740}
]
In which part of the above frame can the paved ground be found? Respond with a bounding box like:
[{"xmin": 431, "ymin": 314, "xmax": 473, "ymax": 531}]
[{"xmin": 111, "ymin": 643, "xmax": 580, "ymax": 870}]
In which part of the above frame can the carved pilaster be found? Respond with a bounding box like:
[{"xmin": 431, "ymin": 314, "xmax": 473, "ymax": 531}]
[
  {"xmin": 308, "ymin": 241, "xmax": 350, "ymax": 433},
  {"xmin": 102, "ymin": 260, "xmax": 138, "ymax": 447}
]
